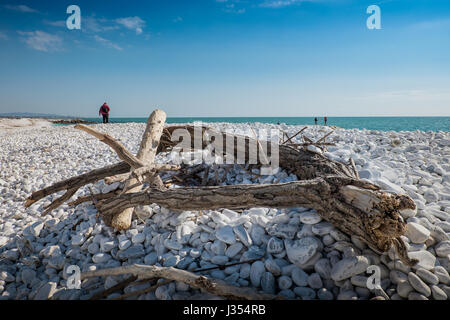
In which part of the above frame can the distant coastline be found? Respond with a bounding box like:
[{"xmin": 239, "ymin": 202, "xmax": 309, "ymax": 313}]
[
  {"xmin": 0, "ymin": 112, "xmax": 76, "ymax": 119},
  {"xmin": 1, "ymin": 114, "xmax": 449, "ymax": 132}
]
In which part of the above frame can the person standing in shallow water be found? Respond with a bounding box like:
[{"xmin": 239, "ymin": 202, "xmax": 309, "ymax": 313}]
[
  {"xmin": 99, "ymin": 102, "xmax": 110, "ymax": 123},
  {"xmin": 324, "ymin": 116, "xmax": 327, "ymax": 126},
  {"xmin": 314, "ymin": 117, "xmax": 318, "ymax": 125}
]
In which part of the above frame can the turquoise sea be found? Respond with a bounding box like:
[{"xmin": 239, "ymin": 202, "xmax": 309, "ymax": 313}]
[{"xmin": 81, "ymin": 117, "xmax": 450, "ymax": 132}]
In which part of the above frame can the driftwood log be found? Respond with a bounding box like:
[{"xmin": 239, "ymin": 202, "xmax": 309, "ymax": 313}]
[
  {"xmin": 25, "ymin": 117, "xmax": 418, "ymax": 266},
  {"xmin": 81, "ymin": 264, "xmax": 277, "ymax": 300},
  {"xmin": 25, "ymin": 162, "xmax": 131, "ymax": 215},
  {"xmin": 101, "ymin": 125, "xmax": 417, "ymax": 263},
  {"xmin": 98, "ymin": 177, "xmax": 414, "ymax": 255}
]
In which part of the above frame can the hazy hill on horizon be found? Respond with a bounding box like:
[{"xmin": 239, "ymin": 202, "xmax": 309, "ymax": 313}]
[{"xmin": 0, "ymin": 112, "xmax": 76, "ymax": 119}]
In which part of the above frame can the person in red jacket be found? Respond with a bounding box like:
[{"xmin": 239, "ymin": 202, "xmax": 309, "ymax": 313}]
[{"xmin": 99, "ymin": 102, "xmax": 110, "ymax": 123}]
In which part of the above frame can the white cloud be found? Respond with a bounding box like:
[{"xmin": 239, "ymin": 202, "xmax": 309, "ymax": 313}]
[
  {"xmin": 409, "ymin": 18, "xmax": 450, "ymax": 30},
  {"xmin": 4, "ymin": 4, "xmax": 38, "ymax": 13},
  {"xmin": 43, "ymin": 20, "xmax": 66, "ymax": 27},
  {"xmin": 115, "ymin": 17, "xmax": 145, "ymax": 35},
  {"xmin": 94, "ymin": 35, "xmax": 123, "ymax": 51},
  {"xmin": 350, "ymin": 89, "xmax": 450, "ymax": 102},
  {"xmin": 44, "ymin": 15, "xmax": 146, "ymax": 35},
  {"xmin": 54, "ymin": 15, "xmax": 146, "ymax": 34},
  {"xmin": 44, "ymin": 16, "xmax": 120, "ymax": 33},
  {"xmin": 259, "ymin": 0, "xmax": 300, "ymax": 8},
  {"xmin": 219, "ymin": 0, "xmax": 246, "ymax": 14},
  {"xmin": 259, "ymin": 0, "xmax": 321, "ymax": 8},
  {"xmin": 44, "ymin": 17, "xmax": 112, "ymax": 32},
  {"xmin": 378, "ymin": 90, "xmax": 428, "ymax": 98},
  {"xmin": 216, "ymin": 0, "xmax": 316, "ymax": 13},
  {"xmin": 42, "ymin": 15, "xmax": 144, "ymax": 51},
  {"xmin": 224, "ymin": 7, "xmax": 246, "ymax": 14},
  {"xmin": 0, "ymin": 31, "xmax": 8, "ymax": 40},
  {"xmin": 173, "ymin": 16, "xmax": 183, "ymax": 23},
  {"xmin": 84, "ymin": 16, "xmax": 120, "ymax": 33},
  {"xmin": 17, "ymin": 31, "xmax": 63, "ymax": 52}
]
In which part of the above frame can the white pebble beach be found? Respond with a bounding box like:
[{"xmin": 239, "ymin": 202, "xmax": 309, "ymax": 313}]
[{"xmin": 0, "ymin": 120, "xmax": 449, "ymax": 300}]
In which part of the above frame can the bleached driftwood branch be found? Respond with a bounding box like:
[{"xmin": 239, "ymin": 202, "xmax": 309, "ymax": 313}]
[
  {"xmin": 81, "ymin": 264, "xmax": 278, "ymax": 300},
  {"xmin": 75, "ymin": 124, "xmax": 146, "ymax": 169},
  {"xmin": 110, "ymin": 109, "xmax": 167, "ymax": 230}
]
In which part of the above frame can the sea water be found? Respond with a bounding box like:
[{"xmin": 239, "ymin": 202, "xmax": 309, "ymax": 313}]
[{"xmin": 81, "ymin": 117, "xmax": 449, "ymax": 132}]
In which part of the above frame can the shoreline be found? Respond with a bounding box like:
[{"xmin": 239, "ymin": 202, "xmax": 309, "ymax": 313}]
[
  {"xmin": 0, "ymin": 117, "xmax": 95, "ymax": 131},
  {"xmin": 0, "ymin": 117, "xmax": 449, "ymax": 133}
]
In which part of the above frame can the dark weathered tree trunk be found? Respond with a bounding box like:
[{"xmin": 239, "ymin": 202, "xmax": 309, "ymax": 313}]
[
  {"xmin": 157, "ymin": 125, "xmax": 417, "ymax": 264},
  {"xmin": 158, "ymin": 125, "xmax": 357, "ymax": 180},
  {"xmin": 97, "ymin": 175, "xmax": 415, "ymax": 257}
]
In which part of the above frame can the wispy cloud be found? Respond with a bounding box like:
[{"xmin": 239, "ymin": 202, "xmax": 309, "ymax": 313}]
[
  {"xmin": 217, "ymin": 0, "xmax": 316, "ymax": 13},
  {"xmin": 173, "ymin": 16, "xmax": 183, "ymax": 23},
  {"xmin": 4, "ymin": 4, "xmax": 38, "ymax": 13},
  {"xmin": 216, "ymin": 0, "xmax": 246, "ymax": 14},
  {"xmin": 44, "ymin": 15, "xmax": 147, "ymax": 36},
  {"xmin": 224, "ymin": 3, "xmax": 246, "ymax": 14},
  {"xmin": 375, "ymin": 90, "xmax": 428, "ymax": 98},
  {"xmin": 0, "ymin": 31, "xmax": 8, "ymax": 40},
  {"xmin": 94, "ymin": 35, "xmax": 123, "ymax": 51},
  {"xmin": 44, "ymin": 16, "xmax": 120, "ymax": 33},
  {"xmin": 259, "ymin": 0, "xmax": 313, "ymax": 8},
  {"xmin": 84, "ymin": 16, "xmax": 120, "ymax": 33},
  {"xmin": 42, "ymin": 15, "xmax": 146, "ymax": 51},
  {"xmin": 351, "ymin": 89, "xmax": 450, "ymax": 101},
  {"xmin": 17, "ymin": 30, "xmax": 63, "ymax": 52},
  {"xmin": 115, "ymin": 17, "xmax": 146, "ymax": 35},
  {"xmin": 409, "ymin": 18, "xmax": 450, "ymax": 30},
  {"xmin": 43, "ymin": 20, "xmax": 66, "ymax": 27}
]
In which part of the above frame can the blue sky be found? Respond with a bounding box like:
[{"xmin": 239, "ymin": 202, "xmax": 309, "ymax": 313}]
[{"xmin": 0, "ymin": 0, "xmax": 449, "ymax": 117}]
